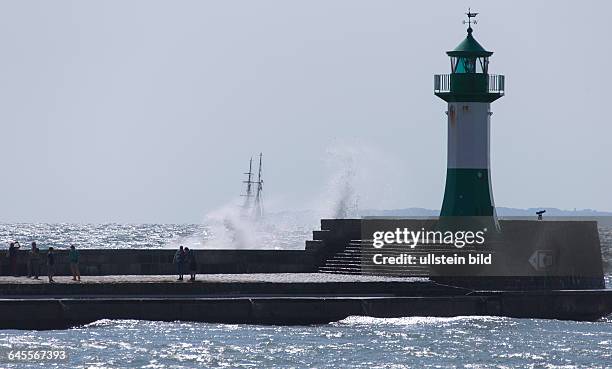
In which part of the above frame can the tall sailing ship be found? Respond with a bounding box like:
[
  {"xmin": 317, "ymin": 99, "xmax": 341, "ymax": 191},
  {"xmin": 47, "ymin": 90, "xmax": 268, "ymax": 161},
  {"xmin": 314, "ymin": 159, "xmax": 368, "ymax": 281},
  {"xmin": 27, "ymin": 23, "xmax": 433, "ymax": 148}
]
[{"xmin": 241, "ymin": 153, "xmax": 264, "ymax": 219}]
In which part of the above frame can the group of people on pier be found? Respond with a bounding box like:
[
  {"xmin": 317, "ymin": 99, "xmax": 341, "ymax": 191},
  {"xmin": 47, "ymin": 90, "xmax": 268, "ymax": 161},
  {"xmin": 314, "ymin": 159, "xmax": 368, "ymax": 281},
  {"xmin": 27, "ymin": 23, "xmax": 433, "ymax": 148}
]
[
  {"xmin": 173, "ymin": 245, "xmax": 198, "ymax": 281},
  {"xmin": 6, "ymin": 242, "xmax": 197, "ymax": 283},
  {"xmin": 6, "ymin": 242, "xmax": 81, "ymax": 283}
]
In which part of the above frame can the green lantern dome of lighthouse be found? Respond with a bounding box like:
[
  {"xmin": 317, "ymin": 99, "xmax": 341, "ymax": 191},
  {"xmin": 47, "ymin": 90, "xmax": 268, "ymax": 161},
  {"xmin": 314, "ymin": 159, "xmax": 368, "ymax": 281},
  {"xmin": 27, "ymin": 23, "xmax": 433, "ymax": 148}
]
[{"xmin": 447, "ymin": 28, "xmax": 493, "ymax": 57}]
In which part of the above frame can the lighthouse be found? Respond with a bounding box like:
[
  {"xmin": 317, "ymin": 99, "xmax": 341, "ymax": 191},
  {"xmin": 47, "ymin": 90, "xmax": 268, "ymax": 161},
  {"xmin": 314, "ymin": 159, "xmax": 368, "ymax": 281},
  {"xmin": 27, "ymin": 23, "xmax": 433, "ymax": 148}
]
[{"xmin": 434, "ymin": 10, "xmax": 504, "ymax": 217}]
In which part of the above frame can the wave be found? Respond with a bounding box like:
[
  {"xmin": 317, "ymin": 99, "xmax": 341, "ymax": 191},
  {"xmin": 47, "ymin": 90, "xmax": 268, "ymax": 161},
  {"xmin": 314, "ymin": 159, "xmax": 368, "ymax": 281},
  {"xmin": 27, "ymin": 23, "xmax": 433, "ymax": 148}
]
[{"xmin": 335, "ymin": 315, "xmax": 509, "ymax": 327}]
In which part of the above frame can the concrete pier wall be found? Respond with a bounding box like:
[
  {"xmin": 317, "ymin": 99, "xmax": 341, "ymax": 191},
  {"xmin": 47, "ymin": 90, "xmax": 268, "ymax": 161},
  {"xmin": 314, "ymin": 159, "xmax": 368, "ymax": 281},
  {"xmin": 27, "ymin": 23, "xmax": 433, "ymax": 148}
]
[
  {"xmin": 0, "ymin": 249, "xmax": 317, "ymax": 276},
  {"xmin": 0, "ymin": 274, "xmax": 610, "ymax": 328},
  {"xmin": 1, "ymin": 290, "xmax": 611, "ymax": 329}
]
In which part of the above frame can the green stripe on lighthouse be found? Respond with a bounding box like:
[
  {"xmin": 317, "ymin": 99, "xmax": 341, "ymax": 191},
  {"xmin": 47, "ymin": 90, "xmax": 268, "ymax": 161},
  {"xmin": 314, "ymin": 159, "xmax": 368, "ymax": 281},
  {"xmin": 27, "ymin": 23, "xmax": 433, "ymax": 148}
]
[{"xmin": 440, "ymin": 168, "xmax": 495, "ymax": 216}]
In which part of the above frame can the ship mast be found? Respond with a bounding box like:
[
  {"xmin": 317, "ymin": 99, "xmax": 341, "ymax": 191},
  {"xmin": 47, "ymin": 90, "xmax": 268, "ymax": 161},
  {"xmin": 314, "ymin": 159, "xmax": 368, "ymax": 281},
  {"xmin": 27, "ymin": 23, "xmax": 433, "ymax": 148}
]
[
  {"xmin": 253, "ymin": 153, "xmax": 264, "ymax": 218},
  {"xmin": 242, "ymin": 157, "xmax": 254, "ymax": 209}
]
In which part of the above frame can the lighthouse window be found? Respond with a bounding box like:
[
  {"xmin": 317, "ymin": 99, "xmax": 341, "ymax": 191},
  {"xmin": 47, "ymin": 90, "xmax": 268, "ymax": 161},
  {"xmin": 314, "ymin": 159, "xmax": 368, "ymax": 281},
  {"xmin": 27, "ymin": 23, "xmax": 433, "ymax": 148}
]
[
  {"xmin": 453, "ymin": 57, "xmax": 476, "ymax": 73},
  {"xmin": 477, "ymin": 57, "xmax": 489, "ymax": 74}
]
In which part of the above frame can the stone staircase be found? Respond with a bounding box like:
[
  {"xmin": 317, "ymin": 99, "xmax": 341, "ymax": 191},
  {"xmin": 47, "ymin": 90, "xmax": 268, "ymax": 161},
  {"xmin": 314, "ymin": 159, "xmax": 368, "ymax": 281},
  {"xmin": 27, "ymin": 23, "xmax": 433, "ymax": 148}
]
[
  {"xmin": 318, "ymin": 241, "xmax": 421, "ymax": 276},
  {"xmin": 306, "ymin": 218, "xmax": 496, "ymax": 277},
  {"xmin": 318, "ymin": 240, "xmax": 471, "ymax": 277}
]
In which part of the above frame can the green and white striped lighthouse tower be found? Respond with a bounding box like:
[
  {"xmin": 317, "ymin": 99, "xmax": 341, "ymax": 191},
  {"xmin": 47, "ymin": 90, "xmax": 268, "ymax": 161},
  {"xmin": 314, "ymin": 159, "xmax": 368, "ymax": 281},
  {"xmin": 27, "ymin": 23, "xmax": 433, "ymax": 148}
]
[{"xmin": 434, "ymin": 10, "xmax": 504, "ymax": 217}]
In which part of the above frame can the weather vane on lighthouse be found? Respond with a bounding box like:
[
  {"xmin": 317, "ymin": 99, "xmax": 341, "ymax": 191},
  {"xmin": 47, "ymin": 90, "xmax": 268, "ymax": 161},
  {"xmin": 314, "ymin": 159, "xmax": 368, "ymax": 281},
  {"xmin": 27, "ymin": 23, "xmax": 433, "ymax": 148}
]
[{"xmin": 463, "ymin": 8, "xmax": 478, "ymax": 31}]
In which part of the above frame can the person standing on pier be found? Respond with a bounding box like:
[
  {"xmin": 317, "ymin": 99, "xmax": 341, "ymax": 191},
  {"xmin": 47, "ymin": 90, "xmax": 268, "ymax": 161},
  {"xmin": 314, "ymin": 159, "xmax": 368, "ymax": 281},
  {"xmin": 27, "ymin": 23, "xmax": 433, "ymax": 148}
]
[
  {"xmin": 28, "ymin": 242, "xmax": 41, "ymax": 279},
  {"xmin": 69, "ymin": 245, "xmax": 81, "ymax": 281},
  {"xmin": 185, "ymin": 247, "xmax": 197, "ymax": 282},
  {"xmin": 8, "ymin": 241, "xmax": 21, "ymax": 277},
  {"xmin": 47, "ymin": 247, "xmax": 55, "ymax": 283},
  {"xmin": 173, "ymin": 246, "xmax": 186, "ymax": 281}
]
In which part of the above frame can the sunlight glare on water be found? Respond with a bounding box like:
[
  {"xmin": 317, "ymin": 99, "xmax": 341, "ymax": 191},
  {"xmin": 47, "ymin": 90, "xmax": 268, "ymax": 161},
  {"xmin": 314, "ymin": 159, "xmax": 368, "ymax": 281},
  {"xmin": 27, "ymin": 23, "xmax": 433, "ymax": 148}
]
[{"xmin": 0, "ymin": 316, "xmax": 610, "ymax": 368}]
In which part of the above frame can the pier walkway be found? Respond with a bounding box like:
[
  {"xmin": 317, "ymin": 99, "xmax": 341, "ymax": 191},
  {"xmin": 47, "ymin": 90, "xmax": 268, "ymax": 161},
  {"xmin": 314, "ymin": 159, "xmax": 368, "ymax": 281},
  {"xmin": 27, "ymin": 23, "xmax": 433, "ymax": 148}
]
[{"xmin": 0, "ymin": 273, "xmax": 424, "ymax": 285}]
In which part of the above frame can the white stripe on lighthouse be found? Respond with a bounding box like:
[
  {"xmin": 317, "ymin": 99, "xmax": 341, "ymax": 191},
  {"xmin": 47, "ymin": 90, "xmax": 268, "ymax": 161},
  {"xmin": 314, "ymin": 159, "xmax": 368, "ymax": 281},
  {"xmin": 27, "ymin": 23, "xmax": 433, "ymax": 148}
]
[{"xmin": 447, "ymin": 102, "xmax": 491, "ymax": 169}]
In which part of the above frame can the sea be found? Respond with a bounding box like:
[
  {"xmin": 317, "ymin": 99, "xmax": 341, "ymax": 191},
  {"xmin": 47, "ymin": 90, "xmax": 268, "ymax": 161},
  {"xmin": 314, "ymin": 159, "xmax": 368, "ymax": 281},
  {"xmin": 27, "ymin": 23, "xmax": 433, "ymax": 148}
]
[{"xmin": 0, "ymin": 222, "xmax": 610, "ymax": 368}]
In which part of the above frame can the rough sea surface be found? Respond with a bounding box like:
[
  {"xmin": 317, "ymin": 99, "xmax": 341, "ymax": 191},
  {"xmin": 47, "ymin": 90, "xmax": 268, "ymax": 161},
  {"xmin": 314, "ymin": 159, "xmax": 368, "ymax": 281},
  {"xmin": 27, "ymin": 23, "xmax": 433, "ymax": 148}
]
[
  {"xmin": 0, "ymin": 223, "xmax": 610, "ymax": 368},
  {"xmin": 0, "ymin": 316, "xmax": 610, "ymax": 368}
]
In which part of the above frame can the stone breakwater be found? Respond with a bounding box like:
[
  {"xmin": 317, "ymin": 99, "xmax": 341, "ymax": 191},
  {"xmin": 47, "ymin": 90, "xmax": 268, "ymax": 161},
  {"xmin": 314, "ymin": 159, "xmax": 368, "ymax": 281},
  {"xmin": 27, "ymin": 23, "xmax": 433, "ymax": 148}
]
[{"xmin": 0, "ymin": 274, "xmax": 610, "ymax": 329}]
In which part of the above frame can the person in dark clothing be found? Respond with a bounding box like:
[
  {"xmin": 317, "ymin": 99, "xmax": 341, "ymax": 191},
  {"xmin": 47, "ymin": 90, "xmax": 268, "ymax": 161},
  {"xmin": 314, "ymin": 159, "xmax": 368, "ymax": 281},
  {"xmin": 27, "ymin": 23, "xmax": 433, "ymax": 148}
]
[
  {"xmin": 185, "ymin": 247, "xmax": 197, "ymax": 281},
  {"xmin": 27, "ymin": 242, "xmax": 32, "ymax": 278},
  {"xmin": 8, "ymin": 241, "xmax": 21, "ymax": 277},
  {"xmin": 29, "ymin": 242, "xmax": 41, "ymax": 279},
  {"xmin": 173, "ymin": 246, "xmax": 185, "ymax": 281},
  {"xmin": 69, "ymin": 245, "xmax": 81, "ymax": 281},
  {"xmin": 47, "ymin": 247, "xmax": 55, "ymax": 283}
]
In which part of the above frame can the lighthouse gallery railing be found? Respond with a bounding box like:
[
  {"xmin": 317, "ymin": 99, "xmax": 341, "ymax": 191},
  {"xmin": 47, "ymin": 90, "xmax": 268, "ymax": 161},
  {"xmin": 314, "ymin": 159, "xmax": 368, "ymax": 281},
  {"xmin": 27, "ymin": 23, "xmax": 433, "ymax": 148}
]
[{"xmin": 434, "ymin": 74, "xmax": 505, "ymax": 94}]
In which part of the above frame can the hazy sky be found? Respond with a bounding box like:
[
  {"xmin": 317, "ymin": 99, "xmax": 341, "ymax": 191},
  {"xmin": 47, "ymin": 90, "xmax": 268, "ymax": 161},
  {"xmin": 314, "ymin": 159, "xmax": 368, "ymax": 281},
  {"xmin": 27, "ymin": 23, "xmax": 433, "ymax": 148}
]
[{"xmin": 0, "ymin": 1, "xmax": 610, "ymax": 223}]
